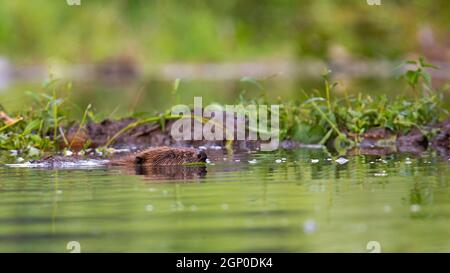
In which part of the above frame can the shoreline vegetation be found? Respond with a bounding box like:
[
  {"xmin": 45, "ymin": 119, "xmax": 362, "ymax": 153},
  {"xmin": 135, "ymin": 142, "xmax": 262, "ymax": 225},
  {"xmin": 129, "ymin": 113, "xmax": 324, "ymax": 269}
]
[{"xmin": 0, "ymin": 59, "xmax": 450, "ymax": 161}]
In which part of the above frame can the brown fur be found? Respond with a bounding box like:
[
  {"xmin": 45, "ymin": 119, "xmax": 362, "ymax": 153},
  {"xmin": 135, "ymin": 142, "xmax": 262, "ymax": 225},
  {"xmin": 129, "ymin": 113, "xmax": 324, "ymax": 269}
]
[{"xmin": 110, "ymin": 146, "xmax": 207, "ymax": 166}]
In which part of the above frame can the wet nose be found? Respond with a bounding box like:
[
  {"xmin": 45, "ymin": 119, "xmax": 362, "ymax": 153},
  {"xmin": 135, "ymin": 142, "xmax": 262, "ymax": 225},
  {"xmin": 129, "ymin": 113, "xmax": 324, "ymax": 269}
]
[{"xmin": 197, "ymin": 150, "xmax": 207, "ymax": 162}]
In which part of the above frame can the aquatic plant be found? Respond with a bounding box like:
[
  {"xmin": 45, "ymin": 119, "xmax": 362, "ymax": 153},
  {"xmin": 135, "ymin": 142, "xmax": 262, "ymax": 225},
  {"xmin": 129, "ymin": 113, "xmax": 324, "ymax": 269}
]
[
  {"xmin": 0, "ymin": 59, "xmax": 448, "ymax": 159},
  {"xmin": 248, "ymin": 58, "xmax": 446, "ymax": 147}
]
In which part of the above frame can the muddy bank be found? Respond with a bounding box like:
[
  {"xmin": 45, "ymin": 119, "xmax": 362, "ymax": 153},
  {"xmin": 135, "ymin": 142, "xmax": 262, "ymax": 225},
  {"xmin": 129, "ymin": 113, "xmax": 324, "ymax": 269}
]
[
  {"xmin": 66, "ymin": 118, "xmax": 171, "ymax": 149},
  {"xmin": 64, "ymin": 116, "xmax": 450, "ymax": 155},
  {"xmin": 65, "ymin": 117, "xmax": 263, "ymax": 151},
  {"xmin": 344, "ymin": 122, "xmax": 450, "ymax": 156}
]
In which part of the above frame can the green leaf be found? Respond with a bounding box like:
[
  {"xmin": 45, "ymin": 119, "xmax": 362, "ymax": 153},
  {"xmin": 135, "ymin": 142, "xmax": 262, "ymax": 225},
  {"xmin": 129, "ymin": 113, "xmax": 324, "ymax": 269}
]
[
  {"xmin": 22, "ymin": 120, "xmax": 41, "ymax": 135},
  {"xmin": 422, "ymin": 72, "xmax": 431, "ymax": 86},
  {"xmin": 292, "ymin": 123, "xmax": 327, "ymax": 144},
  {"xmin": 240, "ymin": 76, "xmax": 264, "ymax": 91},
  {"xmin": 301, "ymin": 97, "xmax": 326, "ymax": 106}
]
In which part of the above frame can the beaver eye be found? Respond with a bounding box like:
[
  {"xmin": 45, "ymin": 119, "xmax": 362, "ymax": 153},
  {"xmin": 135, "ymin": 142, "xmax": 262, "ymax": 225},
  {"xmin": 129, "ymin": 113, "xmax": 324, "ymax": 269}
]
[{"xmin": 135, "ymin": 156, "xmax": 144, "ymax": 164}]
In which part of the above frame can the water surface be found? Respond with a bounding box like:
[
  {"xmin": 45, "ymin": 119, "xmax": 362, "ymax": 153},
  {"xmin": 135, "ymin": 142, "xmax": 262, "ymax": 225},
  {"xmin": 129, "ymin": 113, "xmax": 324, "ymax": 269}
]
[{"xmin": 0, "ymin": 148, "xmax": 449, "ymax": 252}]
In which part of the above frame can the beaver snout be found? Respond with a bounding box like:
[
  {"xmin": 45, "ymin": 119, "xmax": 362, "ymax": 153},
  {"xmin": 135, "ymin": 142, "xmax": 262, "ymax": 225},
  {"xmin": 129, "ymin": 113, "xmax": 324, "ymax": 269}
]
[{"xmin": 197, "ymin": 150, "xmax": 207, "ymax": 162}]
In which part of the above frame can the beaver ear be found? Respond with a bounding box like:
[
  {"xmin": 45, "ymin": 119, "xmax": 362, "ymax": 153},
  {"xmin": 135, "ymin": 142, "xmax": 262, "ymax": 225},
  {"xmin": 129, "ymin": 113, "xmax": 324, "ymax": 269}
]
[
  {"xmin": 135, "ymin": 156, "xmax": 145, "ymax": 164},
  {"xmin": 197, "ymin": 150, "xmax": 207, "ymax": 161}
]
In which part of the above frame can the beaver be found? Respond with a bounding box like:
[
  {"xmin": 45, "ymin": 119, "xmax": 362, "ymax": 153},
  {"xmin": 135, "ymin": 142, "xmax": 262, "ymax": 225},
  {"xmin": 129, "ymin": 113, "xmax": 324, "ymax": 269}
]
[
  {"xmin": 110, "ymin": 146, "xmax": 207, "ymax": 167},
  {"xmin": 22, "ymin": 147, "xmax": 207, "ymax": 179},
  {"xmin": 109, "ymin": 147, "xmax": 208, "ymax": 179}
]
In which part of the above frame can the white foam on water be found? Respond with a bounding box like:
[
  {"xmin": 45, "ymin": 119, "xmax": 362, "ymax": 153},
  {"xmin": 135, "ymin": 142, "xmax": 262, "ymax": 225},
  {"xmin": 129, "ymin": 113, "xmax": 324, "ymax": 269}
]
[{"xmin": 5, "ymin": 160, "xmax": 109, "ymax": 169}]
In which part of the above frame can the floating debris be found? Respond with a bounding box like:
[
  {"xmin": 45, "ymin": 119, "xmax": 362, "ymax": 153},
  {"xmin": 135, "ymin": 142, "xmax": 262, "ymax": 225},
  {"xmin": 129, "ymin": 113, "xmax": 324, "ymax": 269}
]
[
  {"xmin": 248, "ymin": 159, "xmax": 257, "ymax": 164},
  {"xmin": 275, "ymin": 159, "xmax": 282, "ymax": 164},
  {"xmin": 375, "ymin": 158, "xmax": 388, "ymax": 164},
  {"xmin": 405, "ymin": 157, "xmax": 412, "ymax": 165},
  {"xmin": 374, "ymin": 170, "xmax": 388, "ymax": 177},
  {"xmin": 303, "ymin": 219, "xmax": 317, "ymax": 234},
  {"xmin": 311, "ymin": 159, "xmax": 319, "ymax": 164},
  {"xmin": 335, "ymin": 157, "xmax": 349, "ymax": 165}
]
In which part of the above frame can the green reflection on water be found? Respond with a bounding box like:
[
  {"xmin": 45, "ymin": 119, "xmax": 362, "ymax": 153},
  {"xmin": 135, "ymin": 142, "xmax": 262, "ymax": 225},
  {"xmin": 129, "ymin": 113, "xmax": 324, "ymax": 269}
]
[{"xmin": 0, "ymin": 149, "xmax": 449, "ymax": 252}]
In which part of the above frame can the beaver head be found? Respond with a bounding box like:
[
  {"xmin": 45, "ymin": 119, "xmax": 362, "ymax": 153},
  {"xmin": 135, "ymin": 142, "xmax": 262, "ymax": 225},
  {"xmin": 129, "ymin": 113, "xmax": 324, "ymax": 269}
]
[{"xmin": 133, "ymin": 147, "xmax": 207, "ymax": 166}]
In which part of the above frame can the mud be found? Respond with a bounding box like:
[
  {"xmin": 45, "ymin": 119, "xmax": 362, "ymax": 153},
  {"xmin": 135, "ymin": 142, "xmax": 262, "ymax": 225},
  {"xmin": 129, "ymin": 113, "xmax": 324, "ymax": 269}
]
[
  {"xmin": 64, "ymin": 117, "xmax": 450, "ymax": 156},
  {"xmin": 65, "ymin": 117, "xmax": 263, "ymax": 151},
  {"xmin": 66, "ymin": 118, "xmax": 172, "ymax": 149},
  {"xmin": 396, "ymin": 127, "xmax": 428, "ymax": 154}
]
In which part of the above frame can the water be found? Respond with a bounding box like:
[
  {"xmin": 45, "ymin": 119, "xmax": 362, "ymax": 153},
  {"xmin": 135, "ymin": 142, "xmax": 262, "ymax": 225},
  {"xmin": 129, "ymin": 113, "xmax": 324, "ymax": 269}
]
[{"xmin": 0, "ymin": 148, "xmax": 450, "ymax": 252}]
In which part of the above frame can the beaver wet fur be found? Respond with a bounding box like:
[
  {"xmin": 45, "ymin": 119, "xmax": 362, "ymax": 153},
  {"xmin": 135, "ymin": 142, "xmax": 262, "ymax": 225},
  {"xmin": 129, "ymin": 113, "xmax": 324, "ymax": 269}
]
[{"xmin": 111, "ymin": 146, "xmax": 207, "ymax": 166}]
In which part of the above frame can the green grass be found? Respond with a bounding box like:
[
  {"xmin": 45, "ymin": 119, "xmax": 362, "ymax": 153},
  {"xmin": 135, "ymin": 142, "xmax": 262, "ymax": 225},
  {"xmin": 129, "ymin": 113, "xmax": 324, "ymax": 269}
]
[
  {"xmin": 277, "ymin": 59, "xmax": 446, "ymax": 146},
  {"xmin": 0, "ymin": 58, "xmax": 447, "ymax": 160}
]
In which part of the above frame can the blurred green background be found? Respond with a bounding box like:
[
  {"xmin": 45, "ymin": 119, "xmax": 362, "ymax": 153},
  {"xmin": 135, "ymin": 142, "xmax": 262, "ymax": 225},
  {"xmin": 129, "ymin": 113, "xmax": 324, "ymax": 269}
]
[{"xmin": 0, "ymin": 0, "xmax": 449, "ymax": 118}]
